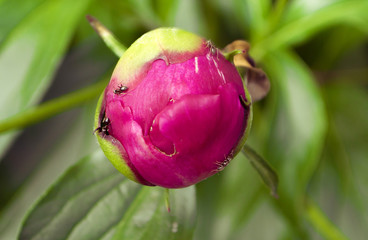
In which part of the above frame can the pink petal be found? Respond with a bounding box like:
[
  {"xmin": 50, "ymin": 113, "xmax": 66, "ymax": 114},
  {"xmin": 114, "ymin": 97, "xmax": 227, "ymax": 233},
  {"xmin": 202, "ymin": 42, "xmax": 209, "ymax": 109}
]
[{"xmin": 150, "ymin": 94, "xmax": 221, "ymax": 155}]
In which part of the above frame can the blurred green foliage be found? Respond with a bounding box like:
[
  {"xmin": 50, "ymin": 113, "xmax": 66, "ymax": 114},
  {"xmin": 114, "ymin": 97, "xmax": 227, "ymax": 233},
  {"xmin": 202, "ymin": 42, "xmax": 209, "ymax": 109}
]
[{"xmin": 0, "ymin": 0, "xmax": 367, "ymax": 239}]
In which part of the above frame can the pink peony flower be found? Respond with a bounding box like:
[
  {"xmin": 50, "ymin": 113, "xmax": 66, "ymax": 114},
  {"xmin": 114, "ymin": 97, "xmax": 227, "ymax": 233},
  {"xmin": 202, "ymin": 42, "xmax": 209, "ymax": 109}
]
[{"xmin": 94, "ymin": 28, "xmax": 252, "ymax": 188}]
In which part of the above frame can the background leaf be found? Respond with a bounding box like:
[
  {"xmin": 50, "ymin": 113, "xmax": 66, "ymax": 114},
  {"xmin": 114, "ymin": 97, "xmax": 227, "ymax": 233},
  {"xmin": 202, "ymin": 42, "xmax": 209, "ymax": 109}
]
[
  {"xmin": 19, "ymin": 150, "xmax": 196, "ymax": 240},
  {"xmin": 0, "ymin": 0, "xmax": 46, "ymax": 44},
  {"xmin": 111, "ymin": 187, "xmax": 196, "ymax": 240},
  {"xmin": 173, "ymin": 0, "xmax": 204, "ymax": 35},
  {"xmin": 309, "ymin": 82, "xmax": 368, "ymax": 240},
  {"xmin": 194, "ymin": 153, "xmax": 266, "ymax": 240},
  {"xmin": 233, "ymin": 0, "xmax": 271, "ymax": 42},
  {"xmin": 251, "ymin": 0, "xmax": 368, "ymax": 60},
  {"xmin": 0, "ymin": 103, "xmax": 97, "ymax": 240},
  {"xmin": 260, "ymin": 50, "xmax": 327, "ymax": 237},
  {"xmin": 0, "ymin": 0, "xmax": 93, "ymax": 157}
]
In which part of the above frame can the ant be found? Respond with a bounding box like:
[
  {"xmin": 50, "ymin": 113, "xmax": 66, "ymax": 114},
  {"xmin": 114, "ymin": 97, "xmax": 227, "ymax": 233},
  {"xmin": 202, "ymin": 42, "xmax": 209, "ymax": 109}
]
[
  {"xmin": 206, "ymin": 40, "xmax": 219, "ymax": 59},
  {"xmin": 213, "ymin": 151, "xmax": 234, "ymax": 172},
  {"xmin": 215, "ymin": 158, "xmax": 230, "ymax": 172},
  {"xmin": 94, "ymin": 113, "xmax": 110, "ymax": 136},
  {"xmin": 114, "ymin": 84, "xmax": 128, "ymax": 95}
]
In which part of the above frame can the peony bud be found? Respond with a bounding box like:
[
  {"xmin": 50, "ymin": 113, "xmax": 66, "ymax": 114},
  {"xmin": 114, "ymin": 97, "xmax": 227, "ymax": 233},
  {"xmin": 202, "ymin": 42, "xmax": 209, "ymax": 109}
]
[{"xmin": 94, "ymin": 28, "xmax": 252, "ymax": 188}]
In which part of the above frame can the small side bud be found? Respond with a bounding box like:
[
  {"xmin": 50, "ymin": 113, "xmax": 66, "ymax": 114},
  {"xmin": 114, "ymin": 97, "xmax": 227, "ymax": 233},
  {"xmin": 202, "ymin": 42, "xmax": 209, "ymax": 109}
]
[{"xmin": 223, "ymin": 40, "xmax": 270, "ymax": 102}]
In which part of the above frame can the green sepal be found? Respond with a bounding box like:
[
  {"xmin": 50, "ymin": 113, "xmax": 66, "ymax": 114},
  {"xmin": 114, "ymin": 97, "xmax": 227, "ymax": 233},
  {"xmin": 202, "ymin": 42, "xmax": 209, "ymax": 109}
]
[
  {"xmin": 94, "ymin": 92, "xmax": 139, "ymax": 184},
  {"xmin": 223, "ymin": 49, "xmax": 243, "ymax": 64},
  {"xmin": 111, "ymin": 28, "xmax": 204, "ymax": 86},
  {"xmin": 242, "ymin": 145, "xmax": 279, "ymax": 198},
  {"xmin": 233, "ymin": 82, "xmax": 253, "ymax": 157}
]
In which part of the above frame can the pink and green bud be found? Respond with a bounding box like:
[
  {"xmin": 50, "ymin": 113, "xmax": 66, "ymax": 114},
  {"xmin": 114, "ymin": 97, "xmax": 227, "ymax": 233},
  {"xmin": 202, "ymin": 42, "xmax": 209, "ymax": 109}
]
[{"xmin": 94, "ymin": 28, "xmax": 252, "ymax": 188}]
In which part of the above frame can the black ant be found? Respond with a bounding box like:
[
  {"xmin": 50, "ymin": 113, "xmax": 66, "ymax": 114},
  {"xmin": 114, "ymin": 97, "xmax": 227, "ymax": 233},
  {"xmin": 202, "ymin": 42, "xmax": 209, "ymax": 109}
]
[
  {"xmin": 94, "ymin": 113, "xmax": 110, "ymax": 136},
  {"xmin": 114, "ymin": 84, "xmax": 128, "ymax": 95}
]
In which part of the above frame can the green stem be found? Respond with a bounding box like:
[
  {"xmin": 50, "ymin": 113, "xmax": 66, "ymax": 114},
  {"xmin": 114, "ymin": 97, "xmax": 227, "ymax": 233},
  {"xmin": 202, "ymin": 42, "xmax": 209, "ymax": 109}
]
[
  {"xmin": 0, "ymin": 79, "xmax": 107, "ymax": 133},
  {"xmin": 306, "ymin": 200, "xmax": 349, "ymax": 240},
  {"xmin": 251, "ymin": 0, "xmax": 289, "ymax": 61},
  {"xmin": 269, "ymin": 0, "xmax": 289, "ymax": 30},
  {"xmin": 86, "ymin": 15, "xmax": 126, "ymax": 57},
  {"xmin": 164, "ymin": 188, "xmax": 171, "ymax": 212}
]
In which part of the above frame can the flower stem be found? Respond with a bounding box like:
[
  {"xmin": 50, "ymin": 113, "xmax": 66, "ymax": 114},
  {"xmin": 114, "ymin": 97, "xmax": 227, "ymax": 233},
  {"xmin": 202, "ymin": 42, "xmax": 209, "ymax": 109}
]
[
  {"xmin": 0, "ymin": 79, "xmax": 107, "ymax": 133},
  {"xmin": 306, "ymin": 199, "xmax": 349, "ymax": 240},
  {"xmin": 164, "ymin": 188, "xmax": 171, "ymax": 212}
]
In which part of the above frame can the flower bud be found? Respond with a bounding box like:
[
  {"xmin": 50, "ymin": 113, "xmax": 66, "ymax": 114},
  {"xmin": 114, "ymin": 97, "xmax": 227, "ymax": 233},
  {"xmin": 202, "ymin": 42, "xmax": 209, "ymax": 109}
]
[{"xmin": 94, "ymin": 28, "xmax": 252, "ymax": 188}]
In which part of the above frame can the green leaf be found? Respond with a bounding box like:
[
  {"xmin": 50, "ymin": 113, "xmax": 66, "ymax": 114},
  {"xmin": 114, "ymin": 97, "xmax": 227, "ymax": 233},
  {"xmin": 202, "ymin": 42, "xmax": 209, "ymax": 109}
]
[
  {"xmin": 284, "ymin": 0, "xmax": 361, "ymax": 22},
  {"xmin": 0, "ymin": 0, "xmax": 46, "ymax": 44},
  {"xmin": 233, "ymin": 0, "xmax": 271, "ymax": 42},
  {"xmin": 263, "ymin": 49, "xmax": 327, "ymax": 196},
  {"xmin": 261, "ymin": 50, "xmax": 327, "ymax": 236},
  {"xmin": 125, "ymin": 0, "xmax": 161, "ymax": 29},
  {"xmin": 111, "ymin": 187, "xmax": 196, "ymax": 240},
  {"xmin": 252, "ymin": 0, "xmax": 368, "ymax": 60},
  {"xmin": 305, "ymin": 200, "xmax": 349, "ymax": 240},
  {"xmin": 307, "ymin": 25, "xmax": 366, "ymax": 69},
  {"xmin": 19, "ymin": 150, "xmax": 128, "ymax": 240},
  {"xmin": 174, "ymin": 0, "xmax": 205, "ymax": 35},
  {"xmin": 0, "ymin": 0, "xmax": 92, "ymax": 116},
  {"xmin": 242, "ymin": 145, "xmax": 278, "ymax": 198},
  {"xmin": 0, "ymin": 103, "xmax": 98, "ymax": 239},
  {"xmin": 19, "ymin": 150, "xmax": 196, "ymax": 240},
  {"xmin": 153, "ymin": 0, "xmax": 179, "ymax": 26},
  {"xmin": 230, "ymin": 197, "xmax": 288, "ymax": 240},
  {"xmin": 194, "ymin": 153, "xmax": 266, "ymax": 240},
  {"xmin": 317, "ymin": 82, "xmax": 368, "ymax": 238},
  {"xmin": 0, "ymin": 0, "xmax": 92, "ymax": 157}
]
